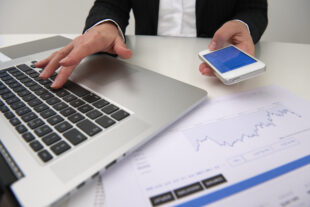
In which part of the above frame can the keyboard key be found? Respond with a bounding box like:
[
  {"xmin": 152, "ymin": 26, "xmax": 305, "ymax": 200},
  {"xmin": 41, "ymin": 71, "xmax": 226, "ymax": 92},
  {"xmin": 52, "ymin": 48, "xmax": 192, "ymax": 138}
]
[
  {"xmin": 10, "ymin": 117, "xmax": 21, "ymax": 126},
  {"xmin": 53, "ymin": 102, "xmax": 68, "ymax": 111},
  {"xmin": 78, "ymin": 104, "xmax": 93, "ymax": 113},
  {"xmin": 46, "ymin": 97, "xmax": 61, "ymax": 105},
  {"xmin": 15, "ymin": 74, "xmax": 27, "ymax": 80},
  {"xmin": 24, "ymin": 81, "xmax": 37, "ymax": 87},
  {"xmin": 28, "ymin": 118, "xmax": 44, "ymax": 129},
  {"xmin": 34, "ymin": 88, "xmax": 48, "ymax": 96},
  {"xmin": 0, "ymin": 105, "xmax": 9, "ymax": 113},
  {"xmin": 34, "ymin": 103, "xmax": 49, "ymax": 113},
  {"xmin": 22, "ymin": 132, "xmax": 35, "ymax": 142},
  {"xmin": 77, "ymin": 119, "xmax": 102, "ymax": 136},
  {"xmin": 8, "ymin": 82, "xmax": 21, "ymax": 89},
  {"xmin": 63, "ymin": 94, "xmax": 77, "ymax": 102},
  {"xmin": 96, "ymin": 116, "xmax": 116, "ymax": 128},
  {"xmin": 4, "ymin": 111, "xmax": 15, "ymax": 119},
  {"xmin": 38, "ymin": 79, "xmax": 52, "ymax": 86},
  {"xmin": 47, "ymin": 115, "xmax": 64, "ymax": 125},
  {"xmin": 17, "ymin": 89, "xmax": 30, "ymax": 97},
  {"xmin": 28, "ymin": 98, "xmax": 43, "ymax": 107},
  {"xmin": 86, "ymin": 109, "xmax": 103, "ymax": 119},
  {"xmin": 55, "ymin": 121, "xmax": 73, "ymax": 133},
  {"xmin": 70, "ymin": 99, "xmax": 85, "ymax": 107},
  {"xmin": 21, "ymin": 112, "xmax": 37, "ymax": 122},
  {"xmin": 34, "ymin": 125, "xmax": 52, "ymax": 137},
  {"xmin": 2, "ymin": 92, "xmax": 15, "ymax": 100},
  {"xmin": 22, "ymin": 94, "xmax": 36, "ymax": 102},
  {"xmin": 60, "ymin": 107, "xmax": 76, "ymax": 117},
  {"xmin": 111, "ymin": 110, "xmax": 130, "ymax": 121},
  {"xmin": 40, "ymin": 92, "xmax": 54, "ymax": 100},
  {"xmin": 83, "ymin": 93, "xmax": 101, "ymax": 103},
  {"xmin": 12, "ymin": 86, "xmax": 26, "ymax": 93},
  {"xmin": 19, "ymin": 77, "xmax": 32, "ymax": 84},
  {"xmin": 42, "ymin": 133, "xmax": 61, "ymax": 146},
  {"xmin": 29, "ymin": 84, "xmax": 43, "ymax": 91},
  {"xmin": 102, "ymin": 104, "xmax": 119, "ymax": 114},
  {"xmin": 6, "ymin": 97, "xmax": 20, "ymax": 105},
  {"xmin": 17, "ymin": 64, "xmax": 32, "ymax": 72},
  {"xmin": 29, "ymin": 72, "xmax": 39, "ymax": 78},
  {"xmin": 0, "ymin": 88, "xmax": 10, "ymax": 96},
  {"xmin": 40, "ymin": 109, "xmax": 56, "ymax": 119},
  {"xmin": 64, "ymin": 129, "xmax": 87, "ymax": 145},
  {"xmin": 68, "ymin": 113, "xmax": 85, "ymax": 123},
  {"xmin": 38, "ymin": 150, "xmax": 53, "ymax": 163},
  {"xmin": 1, "ymin": 76, "xmax": 12, "ymax": 81},
  {"xmin": 50, "ymin": 141, "xmax": 71, "ymax": 155},
  {"xmin": 55, "ymin": 89, "xmax": 70, "ymax": 97},
  {"xmin": 16, "ymin": 124, "xmax": 27, "ymax": 134},
  {"xmin": 30, "ymin": 140, "xmax": 43, "ymax": 152},
  {"xmin": 11, "ymin": 101, "xmax": 26, "ymax": 110},
  {"xmin": 64, "ymin": 80, "xmax": 90, "ymax": 97},
  {"xmin": 93, "ymin": 99, "xmax": 109, "ymax": 108}
]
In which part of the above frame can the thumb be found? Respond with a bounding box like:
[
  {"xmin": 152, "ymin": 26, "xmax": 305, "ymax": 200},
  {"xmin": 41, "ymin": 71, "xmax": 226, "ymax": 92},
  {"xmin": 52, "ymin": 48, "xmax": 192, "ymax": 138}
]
[
  {"xmin": 208, "ymin": 23, "xmax": 236, "ymax": 51},
  {"xmin": 114, "ymin": 37, "xmax": 132, "ymax": 59},
  {"xmin": 208, "ymin": 32, "xmax": 229, "ymax": 51}
]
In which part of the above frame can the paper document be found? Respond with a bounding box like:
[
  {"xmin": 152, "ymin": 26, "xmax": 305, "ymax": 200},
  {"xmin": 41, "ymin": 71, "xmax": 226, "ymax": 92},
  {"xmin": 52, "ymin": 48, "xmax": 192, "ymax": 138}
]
[{"xmin": 101, "ymin": 85, "xmax": 310, "ymax": 207}]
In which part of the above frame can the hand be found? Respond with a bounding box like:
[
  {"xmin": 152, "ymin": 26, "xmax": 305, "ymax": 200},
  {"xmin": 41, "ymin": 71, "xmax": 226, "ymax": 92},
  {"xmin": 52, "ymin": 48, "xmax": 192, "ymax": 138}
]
[
  {"xmin": 36, "ymin": 22, "xmax": 132, "ymax": 89},
  {"xmin": 199, "ymin": 20, "xmax": 255, "ymax": 76}
]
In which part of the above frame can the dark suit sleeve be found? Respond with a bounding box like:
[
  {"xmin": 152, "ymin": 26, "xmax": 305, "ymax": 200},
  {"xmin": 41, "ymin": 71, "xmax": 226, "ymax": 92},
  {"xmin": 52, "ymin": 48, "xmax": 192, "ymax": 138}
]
[
  {"xmin": 83, "ymin": 0, "xmax": 131, "ymax": 35},
  {"xmin": 233, "ymin": 0, "xmax": 268, "ymax": 43}
]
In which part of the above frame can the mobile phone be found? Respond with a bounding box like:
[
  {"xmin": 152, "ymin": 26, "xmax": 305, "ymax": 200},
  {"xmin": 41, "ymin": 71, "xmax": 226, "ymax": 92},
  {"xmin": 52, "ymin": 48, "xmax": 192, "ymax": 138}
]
[{"xmin": 199, "ymin": 45, "xmax": 266, "ymax": 85}]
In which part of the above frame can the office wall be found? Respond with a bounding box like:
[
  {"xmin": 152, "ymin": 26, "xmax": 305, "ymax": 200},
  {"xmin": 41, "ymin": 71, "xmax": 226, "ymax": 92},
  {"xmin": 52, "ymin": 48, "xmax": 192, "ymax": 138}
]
[
  {"xmin": 0, "ymin": 0, "xmax": 93, "ymax": 34},
  {"xmin": 0, "ymin": 0, "xmax": 309, "ymax": 44},
  {"xmin": 261, "ymin": 0, "xmax": 310, "ymax": 44}
]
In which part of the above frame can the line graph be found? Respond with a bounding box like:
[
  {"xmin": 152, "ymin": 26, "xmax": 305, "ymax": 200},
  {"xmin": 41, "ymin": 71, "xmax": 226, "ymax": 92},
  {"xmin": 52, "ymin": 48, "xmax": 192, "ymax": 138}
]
[{"xmin": 182, "ymin": 102, "xmax": 302, "ymax": 151}]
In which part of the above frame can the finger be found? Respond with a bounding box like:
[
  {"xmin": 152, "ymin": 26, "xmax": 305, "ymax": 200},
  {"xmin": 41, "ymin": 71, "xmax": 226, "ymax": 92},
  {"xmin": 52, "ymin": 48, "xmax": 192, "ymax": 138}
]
[
  {"xmin": 35, "ymin": 56, "xmax": 52, "ymax": 68},
  {"xmin": 113, "ymin": 37, "xmax": 132, "ymax": 59},
  {"xmin": 40, "ymin": 44, "xmax": 73, "ymax": 79},
  {"xmin": 59, "ymin": 45, "xmax": 91, "ymax": 67},
  {"xmin": 208, "ymin": 22, "xmax": 238, "ymax": 51},
  {"xmin": 59, "ymin": 35, "xmax": 101, "ymax": 66},
  {"xmin": 235, "ymin": 41, "xmax": 255, "ymax": 56},
  {"xmin": 199, "ymin": 63, "xmax": 215, "ymax": 76},
  {"xmin": 50, "ymin": 65, "xmax": 76, "ymax": 89}
]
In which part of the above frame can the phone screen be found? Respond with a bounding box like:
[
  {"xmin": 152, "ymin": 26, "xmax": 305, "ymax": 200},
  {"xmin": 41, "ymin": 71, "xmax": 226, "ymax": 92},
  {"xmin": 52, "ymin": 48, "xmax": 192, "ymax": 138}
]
[{"xmin": 203, "ymin": 46, "xmax": 256, "ymax": 73}]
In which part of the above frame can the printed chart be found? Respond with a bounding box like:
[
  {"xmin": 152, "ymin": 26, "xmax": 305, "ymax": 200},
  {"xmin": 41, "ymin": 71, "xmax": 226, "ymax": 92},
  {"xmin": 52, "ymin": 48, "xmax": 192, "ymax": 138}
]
[{"xmin": 101, "ymin": 86, "xmax": 310, "ymax": 207}]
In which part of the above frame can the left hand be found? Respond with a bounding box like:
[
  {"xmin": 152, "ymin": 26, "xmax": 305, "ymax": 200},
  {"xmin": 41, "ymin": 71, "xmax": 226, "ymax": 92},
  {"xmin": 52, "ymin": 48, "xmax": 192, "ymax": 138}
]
[{"xmin": 199, "ymin": 20, "xmax": 255, "ymax": 76}]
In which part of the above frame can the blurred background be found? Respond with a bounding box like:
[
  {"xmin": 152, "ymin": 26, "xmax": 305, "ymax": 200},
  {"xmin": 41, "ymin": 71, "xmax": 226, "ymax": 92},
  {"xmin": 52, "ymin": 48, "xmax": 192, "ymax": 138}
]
[{"xmin": 0, "ymin": 0, "xmax": 309, "ymax": 44}]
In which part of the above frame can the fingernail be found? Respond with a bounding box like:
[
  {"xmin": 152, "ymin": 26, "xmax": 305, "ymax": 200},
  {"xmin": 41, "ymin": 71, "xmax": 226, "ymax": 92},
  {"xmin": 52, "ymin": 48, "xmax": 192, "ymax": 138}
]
[
  {"xmin": 209, "ymin": 41, "xmax": 216, "ymax": 50},
  {"xmin": 51, "ymin": 82, "xmax": 57, "ymax": 88}
]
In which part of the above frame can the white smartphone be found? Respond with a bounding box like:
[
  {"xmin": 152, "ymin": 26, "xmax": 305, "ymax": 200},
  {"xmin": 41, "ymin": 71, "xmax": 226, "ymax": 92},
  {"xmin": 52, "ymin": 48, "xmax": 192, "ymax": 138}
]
[{"xmin": 199, "ymin": 45, "xmax": 266, "ymax": 85}]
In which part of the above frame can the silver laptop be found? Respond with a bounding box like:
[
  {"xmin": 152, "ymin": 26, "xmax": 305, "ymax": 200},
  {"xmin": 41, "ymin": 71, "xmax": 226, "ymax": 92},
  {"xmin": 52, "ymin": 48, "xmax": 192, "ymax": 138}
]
[{"xmin": 0, "ymin": 36, "xmax": 207, "ymax": 207}]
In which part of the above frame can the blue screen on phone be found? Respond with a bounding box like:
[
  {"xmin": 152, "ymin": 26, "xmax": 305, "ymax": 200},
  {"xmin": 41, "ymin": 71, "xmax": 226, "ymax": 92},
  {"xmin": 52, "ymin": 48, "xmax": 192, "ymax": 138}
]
[{"xmin": 203, "ymin": 46, "xmax": 257, "ymax": 73}]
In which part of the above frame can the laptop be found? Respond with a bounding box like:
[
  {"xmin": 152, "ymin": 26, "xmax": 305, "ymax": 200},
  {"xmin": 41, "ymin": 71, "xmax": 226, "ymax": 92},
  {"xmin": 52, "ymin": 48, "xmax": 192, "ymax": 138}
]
[{"xmin": 0, "ymin": 36, "xmax": 207, "ymax": 207}]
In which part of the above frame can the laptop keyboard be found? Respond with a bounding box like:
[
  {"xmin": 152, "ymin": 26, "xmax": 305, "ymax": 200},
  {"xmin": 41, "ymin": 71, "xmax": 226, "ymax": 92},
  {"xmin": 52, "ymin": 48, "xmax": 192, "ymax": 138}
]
[{"xmin": 0, "ymin": 62, "xmax": 130, "ymax": 163}]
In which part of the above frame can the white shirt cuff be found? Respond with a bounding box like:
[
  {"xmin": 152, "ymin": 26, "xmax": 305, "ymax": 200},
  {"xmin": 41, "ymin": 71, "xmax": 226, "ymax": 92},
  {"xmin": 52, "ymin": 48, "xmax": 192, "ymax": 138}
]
[
  {"xmin": 84, "ymin": 19, "xmax": 125, "ymax": 41},
  {"xmin": 232, "ymin": 19, "xmax": 251, "ymax": 36}
]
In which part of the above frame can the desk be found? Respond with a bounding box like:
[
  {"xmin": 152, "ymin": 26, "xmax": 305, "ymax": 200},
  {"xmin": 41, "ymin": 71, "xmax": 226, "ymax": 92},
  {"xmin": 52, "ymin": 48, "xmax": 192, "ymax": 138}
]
[{"xmin": 1, "ymin": 34, "xmax": 310, "ymax": 207}]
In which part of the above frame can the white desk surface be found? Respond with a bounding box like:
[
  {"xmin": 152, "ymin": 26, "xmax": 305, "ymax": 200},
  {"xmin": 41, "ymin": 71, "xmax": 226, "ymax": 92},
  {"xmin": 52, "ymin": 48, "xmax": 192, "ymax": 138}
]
[{"xmin": 1, "ymin": 34, "xmax": 310, "ymax": 207}]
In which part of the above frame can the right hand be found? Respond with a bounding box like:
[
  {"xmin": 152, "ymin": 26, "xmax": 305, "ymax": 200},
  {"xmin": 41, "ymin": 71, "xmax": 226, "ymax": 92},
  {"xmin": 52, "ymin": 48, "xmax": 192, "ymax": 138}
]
[{"xmin": 36, "ymin": 22, "xmax": 132, "ymax": 89}]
